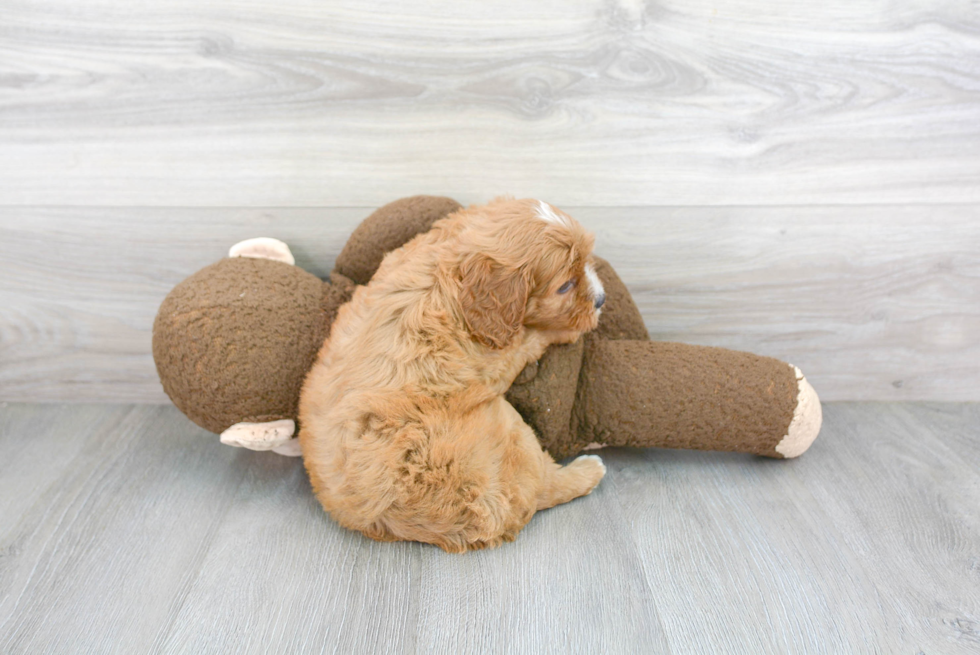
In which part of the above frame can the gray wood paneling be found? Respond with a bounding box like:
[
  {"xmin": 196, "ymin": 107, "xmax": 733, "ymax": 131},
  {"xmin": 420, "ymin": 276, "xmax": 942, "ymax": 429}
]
[
  {"xmin": 596, "ymin": 204, "xmax": 980, "ymax": 402},
  {"xmin": 1, "ymin": 0, "xmax": 979, "ymax": 206},
  {"xmin": 1, "ymin": 402, "xmax": 978, "ymax": 653},
  {"xmin": 2, "ymin": 205, "xmax": 977, "ymax": 403}
]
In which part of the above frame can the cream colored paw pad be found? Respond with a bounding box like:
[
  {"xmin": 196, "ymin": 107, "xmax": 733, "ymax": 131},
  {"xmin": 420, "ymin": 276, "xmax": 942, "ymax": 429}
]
[
  {"xmin": 220, "ymin": 419, "xmax": 296, "ymax": 451},
  {"xmin": 228, "ymin": 237, "xmax": 295, "ymax": 265}
]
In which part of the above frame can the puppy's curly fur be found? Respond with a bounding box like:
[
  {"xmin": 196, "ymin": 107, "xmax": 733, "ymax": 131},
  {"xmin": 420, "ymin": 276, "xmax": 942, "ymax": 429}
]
[{"xmin": 299, "ymin": 198, "xmax": 607, "ymax": 552}]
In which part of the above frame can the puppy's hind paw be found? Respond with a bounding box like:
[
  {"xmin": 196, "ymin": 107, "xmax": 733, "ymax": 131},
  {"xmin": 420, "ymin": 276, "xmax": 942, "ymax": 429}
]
[
  {"xmin": 569, "ymin": 454, "xmax": 606, "ymax": 493},
  {"xmin": 539, "ymin": 454, "xmax": 607, "ymax": 510}
]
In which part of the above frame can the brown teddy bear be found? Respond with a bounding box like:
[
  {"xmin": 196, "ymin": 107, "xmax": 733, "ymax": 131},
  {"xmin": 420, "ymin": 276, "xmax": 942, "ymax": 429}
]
[{"xmin": 153, "ymin": 196, "xmax": 821, "ymax": 459}]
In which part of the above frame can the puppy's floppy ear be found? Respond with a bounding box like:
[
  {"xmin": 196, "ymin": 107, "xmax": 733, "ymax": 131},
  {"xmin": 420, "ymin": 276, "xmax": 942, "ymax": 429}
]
[{"xmin": 458, "ymin": 253, "xmax": 529, "ymax": 349}]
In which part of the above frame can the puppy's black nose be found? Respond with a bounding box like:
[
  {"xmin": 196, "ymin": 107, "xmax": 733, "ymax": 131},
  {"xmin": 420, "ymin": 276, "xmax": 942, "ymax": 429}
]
[{"xmin": 595, "ymin": 294, "xmax": 606, "ymax": 310}]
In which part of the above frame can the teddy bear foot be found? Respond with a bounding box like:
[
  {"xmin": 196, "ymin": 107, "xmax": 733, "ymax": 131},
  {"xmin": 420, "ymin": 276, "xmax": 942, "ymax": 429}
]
[
  {"xmin": 774, "ymin": 367, "xmax": 823, "ymax": 458},
  {"xmin": 271, "ymin": 438, "xmax": 303, "ymax": 457},
  {"xmin": 220, "ymin": 419, "xmax": 296, "ymax": 453},
  {"xmin": 228, "ymin": 237, "xmax": 295, "ymax": 265}
]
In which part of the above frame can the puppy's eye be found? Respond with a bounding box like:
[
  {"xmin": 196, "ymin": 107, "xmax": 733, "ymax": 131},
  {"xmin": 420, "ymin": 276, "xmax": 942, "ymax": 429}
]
[{"xmin": 557, "ymin": 279, "xmax": 576, "ymax": 294}]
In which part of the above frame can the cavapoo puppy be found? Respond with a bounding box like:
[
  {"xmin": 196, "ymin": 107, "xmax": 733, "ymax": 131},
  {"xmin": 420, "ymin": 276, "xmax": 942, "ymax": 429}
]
[{"xmin": 299, "ymin": 198, "xmax": 607, "ymax": 552}]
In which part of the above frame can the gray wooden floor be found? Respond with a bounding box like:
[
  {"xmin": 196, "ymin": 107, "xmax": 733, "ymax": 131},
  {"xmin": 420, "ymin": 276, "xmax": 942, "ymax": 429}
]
[{"xmin": 1, "ymin": 402, "xmax": 977, "ymax": 654}]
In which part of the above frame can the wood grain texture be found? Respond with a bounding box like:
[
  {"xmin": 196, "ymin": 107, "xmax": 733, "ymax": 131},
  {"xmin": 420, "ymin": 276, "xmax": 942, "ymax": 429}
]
[
  {"xmin": 1, "ymin": 0, "xmax": 979, "ymax": 206},
  {"xmin": 1, "ymin": 402, "xmax": 978, "ymax": 653},
  {"xmin": 610, "ymin": 401, "xmax": 980, "ymax": 653},
  {"xmin": 585, "ymin": 204, "xmax": 980, "ymax": 402},
  {"xmin": 2, "ymin": 204, "xmax": 977, "ymax": 403}
]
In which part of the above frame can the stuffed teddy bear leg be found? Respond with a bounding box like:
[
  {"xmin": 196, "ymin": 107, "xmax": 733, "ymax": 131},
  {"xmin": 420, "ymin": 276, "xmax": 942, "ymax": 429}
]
[
  {"xmin": 333, "ymin": 196, "xmax": 463, "ymax": 284},
  {"xmin": 574, "ymin": 338, "xmax": 822, "ymax": 458},
  {"xmin": 220, "ymin": 419, "xmax": 300, "ymax": 455}
]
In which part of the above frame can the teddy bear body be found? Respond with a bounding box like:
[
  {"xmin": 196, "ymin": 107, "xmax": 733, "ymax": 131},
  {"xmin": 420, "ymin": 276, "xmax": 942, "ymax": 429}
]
[{"xmin": 153, "ymin": 197, "xmax": 821, "ymax": 460}]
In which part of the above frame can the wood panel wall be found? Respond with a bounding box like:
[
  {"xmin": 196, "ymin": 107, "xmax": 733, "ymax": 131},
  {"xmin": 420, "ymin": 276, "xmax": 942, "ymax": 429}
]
[{"xmin": 2, "ymin": 0, "xmax": 978, "ymax": 402}]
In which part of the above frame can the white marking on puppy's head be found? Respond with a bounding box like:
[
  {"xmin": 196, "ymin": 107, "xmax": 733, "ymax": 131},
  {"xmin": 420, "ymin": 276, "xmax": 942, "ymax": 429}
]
[
  {"xmin": 536, "ymin": 201, "xmax": 571, "ymax": 227},
  {"xmin": 584, "ymin": 262, "xmax": 606, "ymax": 313}
]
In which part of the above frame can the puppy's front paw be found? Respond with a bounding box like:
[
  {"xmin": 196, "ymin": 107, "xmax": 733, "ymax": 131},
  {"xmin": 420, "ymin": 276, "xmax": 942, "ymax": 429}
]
[
  {"xmin": 569, "ymin": 454, "xmax": 606, "ymax": 493},
  {"xmin": 545, "ymin": 329, "xmax": 583, "ymax": 345}
]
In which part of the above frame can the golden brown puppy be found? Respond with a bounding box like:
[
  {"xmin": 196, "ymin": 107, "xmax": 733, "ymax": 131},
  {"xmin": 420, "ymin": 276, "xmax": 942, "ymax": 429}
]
[{"xmin": 298, "ymin": 198, "xmax": 607, "ymax": 552}]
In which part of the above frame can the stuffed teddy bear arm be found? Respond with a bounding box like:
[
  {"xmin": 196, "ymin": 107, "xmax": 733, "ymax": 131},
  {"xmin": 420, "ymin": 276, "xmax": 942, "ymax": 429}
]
[
  {"xmin": 507, "ymin": 255, "xmax": 822, "ymax": 459},
  {"xmin": 333, "ymin": 196, "xmax": 463, "ymax": 285}
]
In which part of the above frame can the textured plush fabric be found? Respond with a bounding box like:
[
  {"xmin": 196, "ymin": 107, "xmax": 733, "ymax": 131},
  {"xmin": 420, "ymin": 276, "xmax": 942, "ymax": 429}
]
[
  {"xmin": 506, "ymin": 257, "xmax": 647, "ymax": 458},
  {"xmin": 334, "ymin": 196, "xmax": 463, "ymax": 285},
  {"xmin": 573, "ymin": 340, "xmax": 798, "ymax": 459},
  {"xmin": 505, "ymin": 340, "xmax": 585, "ymax": 459},
  {"xmin": 153, "ymin": 258, "xmax": 343, "ymax": 434},
  {"xmin": 152, "ymin": 198, "xmax": 458, "ymax": 435},
  {"xmin": 154, "ymin": 196, "xmax": 810, "ymax": 460},
  {"xmin": 588, "ymin": 257, "xmax": 649, "ymax": 342},
  {"xmin": 508, "ymin": 254, "xmax": 799, "ymax": 459}
]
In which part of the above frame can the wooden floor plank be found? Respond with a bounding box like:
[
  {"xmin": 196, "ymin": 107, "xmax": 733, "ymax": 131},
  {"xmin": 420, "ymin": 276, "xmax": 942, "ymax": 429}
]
[
  {"xmin": 414, "ymin": 488, "xmax": 669, "ymax": 654},
  {"xmin": 610, "ymin": 402, "xmax": 980, "ymax": 654},
  {"xmin": 1, "ymin": 1, "xmax": 978, "ymax": 206},
  {"xmin": 0, "ymin": 404, "xmax": 116, "ymax": 538},
  {"xmin": 2, "ymin": 403, "xmax": 978, "ymax": 653},
  {"xmin": 2, "ymin": 205, "xmax": 977, "ymax": 403},
  {"xmin": 0, "ymin": 405, "xmax": 250, "ymax": 654},
  {"xmin": 155, "ymin": 464, "xmax": 423, "ymax": 655}
]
